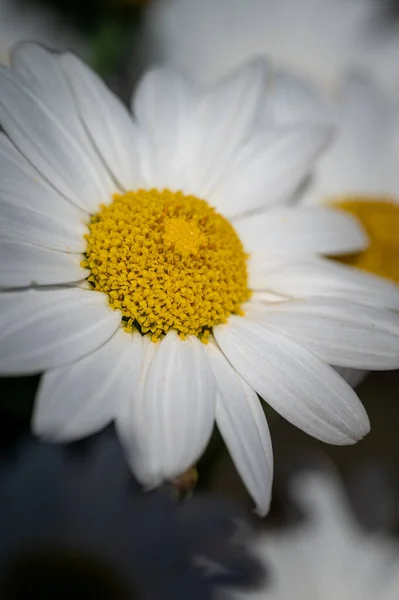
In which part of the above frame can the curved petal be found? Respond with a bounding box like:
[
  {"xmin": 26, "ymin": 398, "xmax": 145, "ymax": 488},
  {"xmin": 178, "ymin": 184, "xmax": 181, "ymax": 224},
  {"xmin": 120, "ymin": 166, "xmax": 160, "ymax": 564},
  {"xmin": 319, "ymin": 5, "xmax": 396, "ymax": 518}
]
[
  {"xmin": 0, "ymin": 61, "xmax": 113, "ymax": 212},
  {"xmin": 214, "ymin": 316, "xmax": 370, "ymax": 445},
  {"xmin": 317, "ymin": 73, "xmax": 394, "ymax": 199},
  {"xmin": 263, "ymin": 69, "xmax": 332, "ymax": 127},
  {"xmin": 245, "ymin": 298, "xmax": 399, "ymax": 369},
  {"xmin": 190, "ymin": 58, "xmax": 270, "ymax": 197},
  {"xmin": 0, "ymin": 239, "xmax": 88, "ymax": 288},
  {"xmin": 33, "ymin": 328, "xmax": 138, "ymax": 441},
  {"xmin": 11, "ymin": 44, "xmax": 116, "ymax": 196},
  {"xmin": 60, "ymin": 52, "xmax": 143, "ymax": 191},
  {"xmin": 132, "ymin": 66, "xmax": 198, "ymax": 191},
  {"xmin": 131, "ymin": 331, "xmax": 216, "ymax": 486},
  {"xmin": 0, "ymin": 288, "xmax": 121, "ymax": 375},
  {"xmin": 235, "ymin": 206, "xmax": 367, "ymax": 256},
  {"xmin": 249, "ymin": 255, "xmax": 399, "ymax": 310},
  {"xmin": 115, "ymin": 334, "xmax": 159, "ymax": 485},
  {"xmin": 205, "ymin": 340, "xmax": 273, "ymax": 516},
  {"xmin": 210, "ymin": 123, "xmax": 331, "ymax": 219},
  {"xmin": 291, "ymin": 471, "xmax": 361, "ymax": 535},
  {"xmin": 0, "ymin": 134, "xmax": 87, "ymax": 252}
]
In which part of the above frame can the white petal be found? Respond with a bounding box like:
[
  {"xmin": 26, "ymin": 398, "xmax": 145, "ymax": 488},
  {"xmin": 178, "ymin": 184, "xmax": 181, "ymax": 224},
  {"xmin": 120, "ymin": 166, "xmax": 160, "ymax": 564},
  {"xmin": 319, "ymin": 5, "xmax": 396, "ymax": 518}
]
[
  {"xmin": 210, "ymin": 124, "xmax": 331, "ymax": 219},
  {"xmin": 0, "ymin": 288, "xmax": 121, "ymax": 374},
  {"xmin": 0, "ymin": 134, "xmax": 88, "ymax": 252},
  {"xmin": 115, "ymin": 334, "xmax": 160, "ymax": 485},
  {"xmin": 0, "ymin": 239, "xmax": 88, "ymax": 288},
  {"xmin": 249, "ymin": 255, "xmax": 399, "ymax": 310},
  {"xmin": 136, "ymin": 331, "xmax": 216, "ymax": 485},
  {"xmin": 235, "ymin": 206, "xmax": 367, "ymax": 256},
  {"xmin": 214, "ymin": 316, "xmax": 370, "ymax": 445},
  {"xmin": 132, "ymin": 66, "xmax": 198, "ymax": 191},
  {"xmin": 245, "ymin": 298, "xmax": 399, "ymax": 369},
  {"xmin": 319, "ymin": 73, "xmax": 395, "ymax": 199},
  {"xmin": 191, "ymin": 59, "xmax": 270, "ymax": 197},
  {"xmin": 60, "ymin": 52, "xmax": 142, "ymax": 191},
  {"xmin": 0, "ymin": 62, "xmax": 112, "ymax": 212},
  {"xmin": 291, "ymin": 471, "xmax": 362, "ymax": 538},
  {"xmin": 205, "ymin": 340, "xmax": 273, "ymax": 516},
  {"xmin": 263, "ymin": 69, "xmax": 332, "ymax": 127},
  {"xmin": 11, "ymin": 45, "xmax": 116, "ymax": 197},
  {"xmin": 33, "ymin": 328, "xmax": 138, "ymax": 441},
  {"xmin": 11, "ymin": 44, "xmax": 100, "ymax": 147}
]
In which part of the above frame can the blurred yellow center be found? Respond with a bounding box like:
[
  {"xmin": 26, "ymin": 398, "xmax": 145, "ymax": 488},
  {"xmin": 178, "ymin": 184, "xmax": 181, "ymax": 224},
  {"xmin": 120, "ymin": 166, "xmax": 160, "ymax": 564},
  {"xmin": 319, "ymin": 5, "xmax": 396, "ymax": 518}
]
[
  {"xmin": 331, "ymin": 197, "xmax": 399, "ymax": 284},
  {"xmin": 83, "ymin": 189, "xmax": 250, "ymax": 341}
]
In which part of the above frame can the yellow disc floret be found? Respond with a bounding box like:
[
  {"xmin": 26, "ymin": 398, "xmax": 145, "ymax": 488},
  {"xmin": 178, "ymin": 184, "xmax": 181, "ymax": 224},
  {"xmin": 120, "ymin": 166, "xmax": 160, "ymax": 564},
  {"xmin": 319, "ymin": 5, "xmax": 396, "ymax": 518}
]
[
  {"xmin": 82, "ymin": 189, "xmax": 250, "ymax": 341},
  {"xmin": 331, "ymin": 197, "xmax": 399, "ymax": 284}
]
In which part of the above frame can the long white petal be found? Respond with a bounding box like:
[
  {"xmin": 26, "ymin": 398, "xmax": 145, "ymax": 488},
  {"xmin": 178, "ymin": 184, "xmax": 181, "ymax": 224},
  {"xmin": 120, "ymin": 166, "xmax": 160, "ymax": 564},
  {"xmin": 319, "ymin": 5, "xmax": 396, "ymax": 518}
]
[
  {"xmin": 205, "ymin": 340, "xmax": 273, "ymax": 516},
  {"xmin": 132, "ymin": 66, "xmax": 197, "ymax": 191},
  {"xmin": 0, "ymin": 134, "xmax": 87, "ymax": 252},
  {"xmin": 249, "ymin": 255, "xmax": 399, "ymax": 310},
  {"xmin": 214, "ymin": 316, "xmax": 370, "ymax": 445},
  {"xmin": 60, "ymin": 52, "xmax": 143, "ymax": 191},
  {"xmin": 137, "ymin": 331, "xmax": 216, "ymax": 485},
  {"xmin": 0, "ymin": 61, "xmax": 112, "ymax": 212},
  {"xmin": 33, "ymin": 328, "xmax": 137, "ymax": 441},
  {"xmin": 191, "ymin": 59, "xmax": 270, "ymax": 197},
  {"xmin": 245, "ymin": 298, "xmax": 399, "ymax": 369},
  {"xmin": 210, "ymin": 123, "xmax": 331, "ymax": 219},
  {"xmin": 317, "ymin": 73, "xmax": 395, "ymax": 199},
  {"xmin": 0, "ymin": 288, "xmax": 121, "ymax": 374},
  {"xmin": 0, "ymin": 239, "xmax": 87, "ymax": 288},
  {"xmin": 115, "ymin": 335, "xmax": 160, "ymax": 485},
  {"xmin": 263, "ymin": 69, "xmax": 331, "ymax": 127},
  {"xmin": 235, "ymin": 206, "xmax": 367, "ymax": 256},
  {"xmin": 11, "ymin": 44, "xmax": 116, "ymax": 197}
]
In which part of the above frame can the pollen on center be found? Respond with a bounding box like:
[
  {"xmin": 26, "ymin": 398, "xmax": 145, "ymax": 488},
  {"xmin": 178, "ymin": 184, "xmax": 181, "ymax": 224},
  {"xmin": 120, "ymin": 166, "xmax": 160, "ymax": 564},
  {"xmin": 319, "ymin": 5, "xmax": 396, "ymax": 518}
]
[
  {"xmin": 82, "ymin": 189, "xmax": 250, "ymax": 341},
  {"xmin": 330, "ymin": 196, "xmax": 399, "ymax": 284}
]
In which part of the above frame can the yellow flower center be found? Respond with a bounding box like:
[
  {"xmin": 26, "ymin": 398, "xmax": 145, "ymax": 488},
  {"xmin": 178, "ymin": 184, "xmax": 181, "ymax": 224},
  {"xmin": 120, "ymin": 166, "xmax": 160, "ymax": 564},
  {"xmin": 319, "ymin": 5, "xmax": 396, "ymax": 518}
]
[
  {"xmin": 331, "ymin": 197, "xmax": 399, "ymax": 283},
  {"xmin": 82, "ymin": 189, "xmax": 250, "ymax": 341}
]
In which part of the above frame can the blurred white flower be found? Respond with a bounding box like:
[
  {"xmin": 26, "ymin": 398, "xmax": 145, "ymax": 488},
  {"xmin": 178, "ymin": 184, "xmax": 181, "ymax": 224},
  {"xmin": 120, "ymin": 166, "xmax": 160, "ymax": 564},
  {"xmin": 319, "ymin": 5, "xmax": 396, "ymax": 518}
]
[
  {"xmin": 0, "ymin": 0, "xmax": 87, "ymax": 65},
  {"xmin": 264, "ymin": 69, "xmax": 399, "ymax": 387},
  {"xmin": 234, "ymin": 470, "xmax": 399, "ymax": 599},
  {"xmin": 145, "ymin": 0, "xmax": 399, "ymax": 91}
]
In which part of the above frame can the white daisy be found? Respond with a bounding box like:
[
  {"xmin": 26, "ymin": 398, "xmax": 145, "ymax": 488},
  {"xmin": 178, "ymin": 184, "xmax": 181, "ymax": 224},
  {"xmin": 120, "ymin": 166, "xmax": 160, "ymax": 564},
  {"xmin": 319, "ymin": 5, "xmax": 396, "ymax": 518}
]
[
  {"xmin": 144, "ymin": 0, "xmax": 399, "ymax": 91},
  {"xmin": 0, "ymin": 0, "xmax": 86, "ymax": 66},
  {"xmin": 2, "ymin": 44, "xmax": 399, "ymax": 516},
  {"xmin": 233, "ymin": 470, "xmax": 399, "ymax": 599}
]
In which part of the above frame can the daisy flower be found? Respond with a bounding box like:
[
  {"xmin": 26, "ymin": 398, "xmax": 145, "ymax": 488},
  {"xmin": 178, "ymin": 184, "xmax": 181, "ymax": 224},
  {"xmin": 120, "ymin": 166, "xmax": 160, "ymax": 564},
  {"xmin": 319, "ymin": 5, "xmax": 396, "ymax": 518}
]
[
  {"xmin": 144, "ymin": 0, "xmax": 399, "ymax": 91},
  {"xmin": 233, "ymin": 470, "xmax": 399, "ymax": 600},
  {"xmin": 0, "ymin": 428, "xmax": 259, "ymax": 599},
  {"xmin": 299, "ymin": 73, "xmax": 399, "ymax": 285},
  {"xmin": 1, "ymin": 45, "xmax": 399, "ymax": 516}
]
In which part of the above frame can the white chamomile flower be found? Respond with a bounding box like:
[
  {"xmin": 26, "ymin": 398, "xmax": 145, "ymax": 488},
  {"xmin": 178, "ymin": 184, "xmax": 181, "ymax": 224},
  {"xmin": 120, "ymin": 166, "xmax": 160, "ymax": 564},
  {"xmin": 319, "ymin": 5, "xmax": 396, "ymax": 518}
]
[
  {"xmin": 144, "ymin": 0, "xmax": 399, "ymax": 91},
  {"xmin": 234, "ymin": 470, "xmax": 399, "ymax": 599},
  {"xmin": 2, "ymin": 44, "xmax": 399, "ymax": 516},
  {"xmin": 0, "ymin": 0, "xmax": 86, "ymax": 66},
  {"xmin": 299, "ymin": 73, "xmax": 399, "ymax": 286}
]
